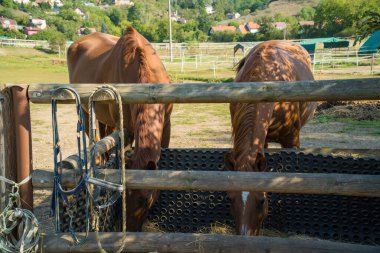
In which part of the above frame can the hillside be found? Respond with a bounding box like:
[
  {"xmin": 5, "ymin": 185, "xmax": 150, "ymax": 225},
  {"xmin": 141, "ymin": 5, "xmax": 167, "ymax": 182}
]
[{"xmin": 219, "ymin": 0, "xmax": 320, "ymax": 24}]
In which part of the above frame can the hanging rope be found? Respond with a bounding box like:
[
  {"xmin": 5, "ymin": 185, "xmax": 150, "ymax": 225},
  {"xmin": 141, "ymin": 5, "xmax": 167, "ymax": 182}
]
[
  {"xmin": 88, "ymin": 85, "xmax": 126, "ymax": 253},
  {"xmin": 50, "ymin": 87, "xmax": 90, "ymax": 245},
  {"xmin": 0, "ymin": 175, "xmax": 40, "ymax": 253}
]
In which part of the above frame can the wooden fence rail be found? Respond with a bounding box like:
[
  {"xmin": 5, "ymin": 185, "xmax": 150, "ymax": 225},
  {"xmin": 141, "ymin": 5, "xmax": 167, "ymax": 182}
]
[
  {"xmin": 33, "ymin": 169, "xmax": 380, "ymax": 197},
  {"xmin": 40, "ymin": 232, "xmax": 380, "ymax": 253},
  {"xmin": 27, "ymin": 78, "xmax": 380, "ymax": 104}
]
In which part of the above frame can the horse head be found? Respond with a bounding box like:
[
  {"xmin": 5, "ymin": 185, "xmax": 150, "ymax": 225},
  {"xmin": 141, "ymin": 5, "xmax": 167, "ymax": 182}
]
[
  {"xmin": 224, "ymin": 151, "xmax": 269, "ymax": 236},
  {"xmin": 117, "ymin": 26, "xmax": 172, "ymax": 230}
]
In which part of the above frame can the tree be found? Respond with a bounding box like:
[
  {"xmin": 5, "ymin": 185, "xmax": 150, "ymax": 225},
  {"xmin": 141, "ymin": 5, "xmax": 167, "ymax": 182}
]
[
  {"xmin": 228, "ymin": 21, "xmax": 239, "ymax": 27},
  {"xmin": 82, "ymin": 28, "xmax": 92, "ymax": 35},
  {"xmin": 0, "ymin": 0, "xmax": 15, "ymax": 9},
  {"xmin": 355, "ymin": 10, "xmax": 380, "ymax": 45},
  {"xmin": 298, "ymin": 6, "xmax": 316, "ymax": 20},
  {"xmin": 101, "ymin": 23, "xmax": 108, "ymax": 33},
  {"xmin": 108, "ymin": 7, "xmax": 122, "ymax": 26},
  {"xmin": 49, "ymin": 33, "xmax": 66, "ymax": 52},
  {"xmin": 0, "ymin": 27, "xmax": 25, "ymax": 39},
  {"xmin": 210, "ymin": 31, "xmax": 238, "ymax": 42}
]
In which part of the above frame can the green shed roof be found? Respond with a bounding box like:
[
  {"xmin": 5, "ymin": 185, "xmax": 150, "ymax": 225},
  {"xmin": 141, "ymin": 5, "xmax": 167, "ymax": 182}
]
[
  {"xmin": 359, "ymin": 30, "xmax": 380, "ymax": 54},
  {"xmin": 300, "ymin": 37, "xmax": 347, "ymax": 45}
]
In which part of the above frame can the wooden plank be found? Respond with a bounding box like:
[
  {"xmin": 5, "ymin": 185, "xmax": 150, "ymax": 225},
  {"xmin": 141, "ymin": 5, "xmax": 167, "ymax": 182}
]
[
  {"xmin": 0, "ymin": 87, "xmax": 17, "ymax": 211},
  {"xmin": 28, "ymin": 78, "xmax": 380, "ymax": 104},
  {"xmin": 32, "ymin": 169, "xmax": 380, "ymax": 197},
  {"xmin": 40, "ymin": 232, "xmax": 380, "ymax": 253}
]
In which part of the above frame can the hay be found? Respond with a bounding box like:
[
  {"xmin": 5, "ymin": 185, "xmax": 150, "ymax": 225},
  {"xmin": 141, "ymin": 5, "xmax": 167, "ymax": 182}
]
[
  {"xmin": 141, "ymin": 221, "xmax": 163, "ymax": 233},
  {"xmin": 142, "ymin": 220, "xmax": 317, "ymax": 241},
  {"xmin": 197, "ymin": 222, "xmax": 234, "ymax": 235}
]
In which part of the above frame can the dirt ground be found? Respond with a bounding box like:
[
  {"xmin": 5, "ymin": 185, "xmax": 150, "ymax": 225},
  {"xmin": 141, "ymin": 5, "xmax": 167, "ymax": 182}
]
[{"xmin": 31, "ymin": 101, "xmax": 380, "ymax": 233}]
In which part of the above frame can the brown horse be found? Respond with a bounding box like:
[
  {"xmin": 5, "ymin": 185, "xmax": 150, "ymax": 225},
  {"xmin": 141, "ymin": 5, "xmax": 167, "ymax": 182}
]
[
  {"xmin": 67, "ymin": 26, "xmax": 172, "ymax": 231},
  {"xmin": 225, "ymin": 40, "xmax": 317, "ymax": 236}
]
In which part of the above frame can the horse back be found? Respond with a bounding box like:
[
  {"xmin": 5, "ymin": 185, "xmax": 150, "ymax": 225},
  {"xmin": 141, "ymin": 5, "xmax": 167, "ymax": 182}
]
[{"xmin": 67, "ymin": 32, "xmax": 119, "ymax": 83}]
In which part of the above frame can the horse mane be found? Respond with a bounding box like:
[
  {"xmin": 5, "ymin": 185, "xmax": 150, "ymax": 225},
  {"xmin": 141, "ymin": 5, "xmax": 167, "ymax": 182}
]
[
  {"xmin": 231, "ymin": 102, "xmax": 260, "ymax": 168},
  {"xmin": 120, "ymin": 26, "xmax": 153, "ymax": 83},
  {"xmin": 235, "ymin": 56, "xmax": 247, "ymax": 73},
  {"xmin": 118, "ymin": 27, "xmax": 167, "ymax": 170}
]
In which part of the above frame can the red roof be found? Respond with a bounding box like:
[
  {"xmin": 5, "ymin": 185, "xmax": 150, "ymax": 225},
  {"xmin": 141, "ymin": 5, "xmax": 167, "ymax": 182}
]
[
  {"xmin": 0, "ymin": 17, "xmax": 17, "ymax": 26},
  {"xmin": 211, "ymin": 25, "xmax": 236, "ymax": 32},
  {"xmin": 237, "ymin": 25, "xmax": 248, "ymax": 34},
  {"xmin": 246, "ymin": 21, "xmax": 260, "ymax": 30}
]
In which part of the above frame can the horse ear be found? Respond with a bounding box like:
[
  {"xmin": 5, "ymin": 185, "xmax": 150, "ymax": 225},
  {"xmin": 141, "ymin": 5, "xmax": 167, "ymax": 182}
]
[
  {"xmin": 224, "ymin": 151, "xmax": 235, "ymax": 171},
  {"xmin": 256, "ymin": 153, "xmax": 267, "ymax": 172}
]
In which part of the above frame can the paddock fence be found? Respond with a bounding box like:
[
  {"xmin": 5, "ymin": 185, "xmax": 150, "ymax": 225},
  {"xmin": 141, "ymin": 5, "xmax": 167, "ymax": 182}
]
[{"xmin": 1, "ymin": 78, "xmax": 380, "ymax": 252}]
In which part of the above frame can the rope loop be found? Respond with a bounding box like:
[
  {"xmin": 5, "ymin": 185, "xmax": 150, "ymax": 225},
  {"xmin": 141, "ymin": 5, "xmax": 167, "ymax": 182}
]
[{"xmin": 0, "ymin": 177, "xmax": 40, "ymax": 253}]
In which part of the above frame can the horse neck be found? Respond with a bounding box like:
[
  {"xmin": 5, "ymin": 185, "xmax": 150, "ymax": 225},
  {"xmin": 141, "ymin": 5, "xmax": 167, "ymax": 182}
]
[
  {"xmin": 130, "ymin": 103, "xmax": 165, "ymax": 169},
  {"xmin": 231, "ymin": 102, "xmax": 274, "ymax": 170}
]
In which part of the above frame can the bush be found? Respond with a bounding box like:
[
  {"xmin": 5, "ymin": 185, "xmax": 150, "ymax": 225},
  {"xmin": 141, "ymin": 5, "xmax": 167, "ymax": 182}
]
[
  {"xmin": 210, "ymin": 31, "xmax": 238, "ymax": 42},
  {"xmin": 0, "ymin": 27, "xmax": 25, "ymax": 39}
]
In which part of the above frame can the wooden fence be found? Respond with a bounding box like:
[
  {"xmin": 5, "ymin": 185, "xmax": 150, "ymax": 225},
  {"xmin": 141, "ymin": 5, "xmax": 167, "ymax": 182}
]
[{"xmin": 1, "ymin": 78, "xmax": 380, "ymax": 252}]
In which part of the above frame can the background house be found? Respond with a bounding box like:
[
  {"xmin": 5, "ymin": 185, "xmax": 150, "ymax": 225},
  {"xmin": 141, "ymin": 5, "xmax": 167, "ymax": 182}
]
[
  {"xmin": 24, "ymin": 27, "xmax": 41, "ymax": 36},
  {"xmin": 209, "ymin": 25, "xmax": 236, "ymax": 35},
  {"xmin": 13, "ymin": 0, "xmax": 30, "ymax": 4},
  {"xmin": 245, "ymin": 21, "xmax": 260, "ymax": 34},
  {"xmin": 31, "ymin": 18, "xmax": 47, "ymax": 30},
  {"xmin": 74, "ymin": 8, "xmax": 86, "ymax": 19},
  {"xmin": 0, "ymin": 17, "xmax": 18, "ymax": 30},
  {"xmin": 113, "ymin": 0, "xmax": 134, "ymax": 6},
  {"xmin": 226, "ymin": 12, "xmax": 241, "ymax": 19},
  {"xmin": 237, "ymin": 25, "xmax": 248, "ymax": 34},
  {"xmin": 205, "ymin": 4, "xmax": 214, "ymax": 14},
  {"xmin": 273, "ymin": 22, "xmax": 287, "ymax": 30}
]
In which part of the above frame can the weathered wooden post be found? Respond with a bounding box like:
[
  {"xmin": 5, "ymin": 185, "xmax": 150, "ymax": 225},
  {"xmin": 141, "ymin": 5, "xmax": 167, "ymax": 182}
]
[
  {"xmin": 0, "ymin": 86, "xmax": 33, "ymax": 211},
  {"xmin": 181, "ymin": 54, "xmax": 185, "ymax": 73},
  {"xmin": 0, "ymin": 88, "xmax": 6, "ymax": 211},
  {"xmin": 370, "ymin": 53, "xmax": 375, "ymax": 74}
]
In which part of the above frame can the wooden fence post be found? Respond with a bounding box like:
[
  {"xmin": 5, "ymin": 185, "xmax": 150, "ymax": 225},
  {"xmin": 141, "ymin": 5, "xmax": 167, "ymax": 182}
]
[
  {"xmin": 213, "ymin": 61, "xmax": 216, "ymax": 78},
  {"xmin": 370, "ymin": 53, "xmax": 375, "ymax": 74},
  {"xmin": 356, "ymin": 51, "xmax": 359, "ymax": 69},
  {"xmin": 0, "ymin": 88, "xmax": 6, "ymax": 211},
  {"xmin": 181, "ymin": 54, "xmax": 184, "ymax": 73},
  {"xmin": 0, "ymin": 87, "xmax": 17, "ymax": 211},
  {"xmin": 0, "ymin": 86, "xmax": 34, "ymax": 211}
]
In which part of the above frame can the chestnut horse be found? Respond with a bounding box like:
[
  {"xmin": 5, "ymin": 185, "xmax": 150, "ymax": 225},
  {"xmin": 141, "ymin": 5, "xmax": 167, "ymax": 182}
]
[
  {"xmin": 225, "ymin": 40, "xmax": 317, "ymax": 236},
  {"xmin": 67, "ymin": 26, "xmax": 172, "ymax": 231}
]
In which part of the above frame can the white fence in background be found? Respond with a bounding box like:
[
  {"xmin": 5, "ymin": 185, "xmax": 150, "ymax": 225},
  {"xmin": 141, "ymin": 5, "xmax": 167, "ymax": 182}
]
[{"xmin": 1, "ymin": 38, "xmax": 378, "ymax": 77}]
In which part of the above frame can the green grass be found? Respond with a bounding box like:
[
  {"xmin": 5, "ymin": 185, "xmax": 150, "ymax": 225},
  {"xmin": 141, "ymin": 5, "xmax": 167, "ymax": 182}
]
[
  {"xmin": 315, "ymin": 115, "xmax": 380, "ymax": 136},
  {"xmin": 314, "ymin": 114, "xmax": 334, "ymax": 124},
  {"xmin": 0, "ymin": 47, "xmax": 68, "ymax": 84}
]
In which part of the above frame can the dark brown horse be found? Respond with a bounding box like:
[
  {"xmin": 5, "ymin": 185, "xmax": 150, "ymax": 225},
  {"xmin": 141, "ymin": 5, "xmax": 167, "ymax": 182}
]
[
  {"xmin": 67, "ymin": 26, "xmax": 172, "ymax": 231},
  {"xmin": 225, "ymin": 40, "xmax": 317, "ymax": 236}
]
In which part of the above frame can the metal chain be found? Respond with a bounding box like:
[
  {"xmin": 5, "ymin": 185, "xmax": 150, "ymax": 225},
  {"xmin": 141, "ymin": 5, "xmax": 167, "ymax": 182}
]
[
  {"xmin": 51, "ymin": 87, "xmax": 90, "ymax": 245},
  {"xmin": 88, "ymin": 85, "xmax": 126, "ymax": 253},
  {"xmin": 0, "ymin": 176, "xmax": 40, "ymax": 253}
]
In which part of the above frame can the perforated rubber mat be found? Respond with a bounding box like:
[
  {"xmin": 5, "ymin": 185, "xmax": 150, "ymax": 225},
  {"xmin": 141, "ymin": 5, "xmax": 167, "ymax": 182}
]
[{"xmin": 60, "ymin": 148, "xmax": 380, "ymax": 245}]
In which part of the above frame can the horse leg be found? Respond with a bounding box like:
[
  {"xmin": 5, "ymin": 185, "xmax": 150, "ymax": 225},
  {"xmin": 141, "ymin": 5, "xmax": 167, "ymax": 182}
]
[
  {"xmin": 161, "ymin": 119, "xmax": 171, "ymax": 148},
  {"xmin": 161, "ymin": 105, "xmax": 173, "ymax": 148},
  {"xmin": 279, "ymin": 128, "xmax": 301, "ymax": 148}
]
